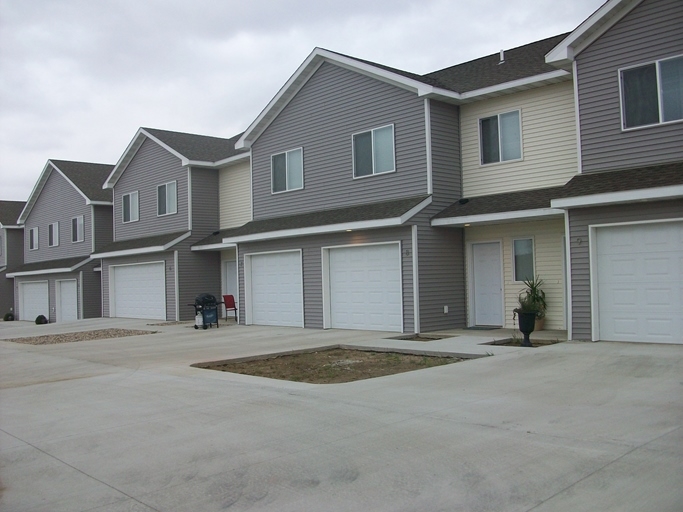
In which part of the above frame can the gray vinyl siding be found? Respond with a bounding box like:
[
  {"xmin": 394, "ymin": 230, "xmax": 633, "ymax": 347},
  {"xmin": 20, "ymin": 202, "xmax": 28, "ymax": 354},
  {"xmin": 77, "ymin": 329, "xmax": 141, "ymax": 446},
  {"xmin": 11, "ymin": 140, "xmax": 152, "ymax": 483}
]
[
  {"xmin": 0, "ymin": 228, "xmax": 6, "ymax": 268},
  {"xmin": 568, "ymin": 199, "xmax": 683, "ymax": 340},
  {"xmin": 24, "ymin": 170, "xmax": 92, "ymax": 263},
  {"xmin": 92, "ymin": 205, "xmax": 113, "ymax": 252},
  {"xmin": 238, "ymin": 227, "xmax": 415, "ymax": 331},
  {"xmin": 0, "ymin": 268, "xmax": 12, "ymax": 315},
  {"xmin": 252, "ymin": 62, "xmax": 428, "ymax": 219},
  {"xmin": 576, "ymin": 0, "xmax": 683, "ymax": 172},
  {"xmin": 12, "ymin": 260, "xmax": 101, "ymax": 322},
  {"xmin": 101, "ymin": 252, "xmax": 176, "ymax": 320},
  {"xmin": 413, "ymin": 207, "xmax": 467, "ymax": 332},
  {"xmin": 113, "ymin": 138, "xmax": 189, "ymax": 241},
  {"xmin": 189, "ymin": 167, "xmax": 220, "ymax": 234},
  {"xmin": 6, "ymin": 229, "xmax": 23, "ymax": 270},
  {"xmin": 429, "ymin": 99, "xmax": 462, "ymax": 208},
  {"xmin": 177, "ymin": 238, "xmax": 221, "ymax": 321}
]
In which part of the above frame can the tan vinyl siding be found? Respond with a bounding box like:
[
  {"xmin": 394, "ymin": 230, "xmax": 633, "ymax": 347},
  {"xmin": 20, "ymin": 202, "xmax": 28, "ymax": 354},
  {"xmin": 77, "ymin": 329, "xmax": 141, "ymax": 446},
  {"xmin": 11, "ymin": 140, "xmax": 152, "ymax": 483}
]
[
  {"xmin": 465, "ymin": 218, "xmax": 566, "ymax": 330},
  {"xmin": 461, "ymin": 81, "xmax": 577, "ymax": 197},
  {"xmin": 219, "ymin": 160, "xmax": 251, "ymax": 229},
  {"xmin": 576, "ymin": 0, "xmax": 683, "ymax": 172},
  {"xmin": 567, "ymin": 199, "xmax": 683, "ymax": 340}
]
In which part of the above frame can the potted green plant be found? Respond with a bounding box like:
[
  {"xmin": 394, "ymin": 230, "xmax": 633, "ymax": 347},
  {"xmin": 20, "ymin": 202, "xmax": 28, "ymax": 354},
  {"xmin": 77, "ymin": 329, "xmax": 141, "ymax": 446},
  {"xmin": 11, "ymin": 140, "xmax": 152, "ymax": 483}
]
[{"xmin": 513, "ymin": 276, "xmax": 547, "ymax": 347}]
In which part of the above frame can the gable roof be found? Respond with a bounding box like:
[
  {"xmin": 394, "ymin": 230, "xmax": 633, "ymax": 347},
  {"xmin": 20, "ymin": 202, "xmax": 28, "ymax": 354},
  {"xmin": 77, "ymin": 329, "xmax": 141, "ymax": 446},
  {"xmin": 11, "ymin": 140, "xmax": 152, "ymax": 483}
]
[
  {"xmin": 237, "ymin": 36, "xmax": 572, "ymax": 149},
  {"xmin": 18, "ymin": 160, "xmax": 114, "ymax": 224},
  {"xmin": 104, "ymin": 127, "xmax": 249, "ymax": 189},
  {"xmin": 0, "ymin": 200, "xmax": 26, "ymax": 227},
  {"xmin": 546, "ymin": 0, "xmax": 642, "ymax": 67}
]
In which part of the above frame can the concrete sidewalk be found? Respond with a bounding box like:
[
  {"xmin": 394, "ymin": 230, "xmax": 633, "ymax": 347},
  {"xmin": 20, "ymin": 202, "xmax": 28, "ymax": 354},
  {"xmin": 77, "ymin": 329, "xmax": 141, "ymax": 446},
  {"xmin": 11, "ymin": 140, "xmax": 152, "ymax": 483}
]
[{"xmin": 1, "ymin": 318, "xmax": 681, "ymax": 511}]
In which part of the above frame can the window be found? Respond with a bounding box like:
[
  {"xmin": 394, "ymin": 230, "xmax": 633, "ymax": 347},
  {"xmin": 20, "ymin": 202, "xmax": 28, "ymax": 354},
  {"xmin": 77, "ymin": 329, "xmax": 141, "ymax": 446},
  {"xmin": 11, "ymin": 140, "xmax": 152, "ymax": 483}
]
[
  {"xmin": 29, "ymin": 227, "xmax": 38, "ymax": 250},
  {"xmin": 271, "ymin": 148, "xmax": 303, "ymax": 193},
  {"xmin": 353, "ymin": 124, "xmax": 395, "ymax": 177},
  {"xmin": 513, "ymin": 238, "xmax": 534, "ymax": 282},
  {"xmin": 48, "ymin": 222, "xmax": 59, "ymax": 247},
  {"xmin": 71, "ymin": 216, "xmax": 84, "ymax": 243},
  {"xmin": 621, "ymin": 55, "xmax": 683, "ymax": 128},
  {"xmin": 122, "ymin": 191, "xmax": 139, "ymax": 223},
  {"xmin": 480, "ymin": 110, "xmax": 522, "ymax": 164},
  {"xmin": 157, "ymin": 181, "xmax": 177, "ymax": 216}
]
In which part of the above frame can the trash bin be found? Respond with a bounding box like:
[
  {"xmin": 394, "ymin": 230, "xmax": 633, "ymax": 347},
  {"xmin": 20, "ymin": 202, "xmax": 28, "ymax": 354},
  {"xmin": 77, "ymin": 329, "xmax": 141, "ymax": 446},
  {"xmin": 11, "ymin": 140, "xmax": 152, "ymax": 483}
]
[{"xmin": 191, "ymin": 293, "xmax": 219, "ymax": 329}]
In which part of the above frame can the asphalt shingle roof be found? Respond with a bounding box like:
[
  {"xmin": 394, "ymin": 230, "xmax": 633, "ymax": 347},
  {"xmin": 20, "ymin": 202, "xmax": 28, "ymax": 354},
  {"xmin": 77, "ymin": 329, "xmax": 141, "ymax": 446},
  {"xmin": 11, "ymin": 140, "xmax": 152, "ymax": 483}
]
[
  {"xmin": 51, "ymin": 160, "xmax": 114, "ymax": 202},
  {"xmin": 194, "ymin": 195, "xmax": 430, "ymax": 246},
  {"xmin": 0, "ymin": 200, "xmax": 26, "ymax": 226},
  {"xmin": 434, "ymin": 186, "xmax": 566, "ymax": 219},
  {"xmin": 94, "ymin": 231, "xmax": 189, "ymax": 255},
  {"xmin": 555, "ymin": 162, "xmax": 683, "ymax": 198},
  {"xmin": 9, "ymin": 256, "xmax": 90, "ymax": 274},
  {"xmin": 143, "ymin": 128, "xmax": 248, "ymax": 163}
]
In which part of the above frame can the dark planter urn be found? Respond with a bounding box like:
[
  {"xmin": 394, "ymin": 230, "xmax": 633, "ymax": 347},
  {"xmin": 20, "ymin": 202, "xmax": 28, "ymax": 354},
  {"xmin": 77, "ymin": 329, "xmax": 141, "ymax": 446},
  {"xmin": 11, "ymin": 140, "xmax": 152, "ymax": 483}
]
[{"xmin": 515, "ymin": 310, "xmax": 537, "ymax": 347}]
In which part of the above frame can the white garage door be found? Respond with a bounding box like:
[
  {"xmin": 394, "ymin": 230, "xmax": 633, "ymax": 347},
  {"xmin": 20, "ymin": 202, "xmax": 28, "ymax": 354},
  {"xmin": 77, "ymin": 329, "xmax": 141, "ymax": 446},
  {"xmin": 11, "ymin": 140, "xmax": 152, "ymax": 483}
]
[
  {"xmin": 112, "ymin": 262, "xmax": 166, "ymax": 320},
  {"xmin": 329, "ymin": 244, "xmax": 402, "ymax": 332},
  {"xmin": 596, "ymin": 221, "xmax": 683, "ymax": 343},
  {"xmin": 248, "ymin": 252, "xmax": 303, "ymax": 327},
  {"xmin": 20, "ymin": 281, "xmax": 49, "ymax": 321},
  {"xmin": 57, "ymin": 280, "xmax": 78, "ymax": 322}
]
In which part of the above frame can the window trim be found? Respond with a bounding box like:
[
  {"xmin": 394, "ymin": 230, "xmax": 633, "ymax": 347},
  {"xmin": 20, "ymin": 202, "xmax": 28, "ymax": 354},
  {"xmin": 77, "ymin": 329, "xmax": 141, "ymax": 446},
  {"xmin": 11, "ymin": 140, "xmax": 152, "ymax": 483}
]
[
  {"xmin": 71, "ymin": 215, "xmax": 84, "ymax": 244},
  {"xmin": 122, "ymin": 191, "xmax": 139, "ymax": 223},
  {"xmin": 352, "ymin": 124, "xmax": 396, "ymax": 179},
  {"xmin": 512, "ymin": 237, "xmax": 535, "ymax": 283},
  {"xmin": 157, "ymin": 181, "xmax": 178, "ymax": 216},
  {"xmin": 48, "ymin": 222, "xmax": 59, "ymax": 247},
  {"xmin": 619, "ymin": 54, "xmax": 683, "ymax": 131},
  {"xmin": 271, "ymin": 147, "xmax": 304, "ymax": 194},
  {"xmin": 29, "ymin": 227, "xmax": 39, "ymax": 251},
  {"xmin": 478, "ymin": 109, "xmax": 523, "ymax": 166}
]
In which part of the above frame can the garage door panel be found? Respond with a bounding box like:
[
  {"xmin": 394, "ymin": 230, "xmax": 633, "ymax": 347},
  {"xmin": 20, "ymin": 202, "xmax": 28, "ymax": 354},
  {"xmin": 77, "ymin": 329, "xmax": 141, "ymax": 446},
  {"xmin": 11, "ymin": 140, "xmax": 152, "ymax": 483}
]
[
  {"xmin": 112, "ymin": 263, "xmax": 166, "ymax": 320},
  {"xmin": 597, "ymin": 222, "xmax": 682, "ymax": 343},
  {"xmin": 329, "ymin": 244, "xmax": 402, "ymax": 332},
  {"xmin": 250, "ymin": 252, "xmax": 303, "ymax": 327},
  {"xmin": 21, "ymin": 282, "xmax": 49, "ymax": 321}
]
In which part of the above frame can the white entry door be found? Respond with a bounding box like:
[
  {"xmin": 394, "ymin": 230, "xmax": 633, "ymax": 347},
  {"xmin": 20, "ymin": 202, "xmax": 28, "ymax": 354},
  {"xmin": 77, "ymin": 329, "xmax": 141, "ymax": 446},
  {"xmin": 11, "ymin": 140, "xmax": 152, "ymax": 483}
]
[
  {"xmin": 56, "ymin": 279, "xmax": 78, "ymax": 322},
  {"xmin": 247, "ymin": 251, "xmax": 303, "ymax": 327},
  {"xmin": 471, "ymin": 242, "xmax": 503, "ymax": 326},
  {"xmin": 595, "ymin": 221, "xmax": 682, "ymax": 343},
  {"xmin": 20, "ymin": 281, "xmax": 49, "ymax": 321},
  {"xmin": 328, "ymin": 244, "xmax": 402, "ymax": 332}
]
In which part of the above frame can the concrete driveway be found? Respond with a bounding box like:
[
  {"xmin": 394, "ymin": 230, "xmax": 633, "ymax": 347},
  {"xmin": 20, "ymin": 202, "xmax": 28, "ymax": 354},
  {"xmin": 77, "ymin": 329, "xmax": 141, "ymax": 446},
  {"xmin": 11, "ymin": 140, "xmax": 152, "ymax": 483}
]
[{"xmin": 1, "ymin": 319, "xmax": 681, "ymax": 511}]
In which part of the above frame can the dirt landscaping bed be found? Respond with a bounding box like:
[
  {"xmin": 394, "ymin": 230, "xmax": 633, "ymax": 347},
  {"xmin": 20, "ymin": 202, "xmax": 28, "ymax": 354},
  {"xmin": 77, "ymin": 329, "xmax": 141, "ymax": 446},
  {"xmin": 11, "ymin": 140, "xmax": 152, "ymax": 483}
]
[
  {"xmin": 193, "ymin": 347, "xmax": 468, "ymax": 384},
  {"xmin": 486, "ymin": 337, "xmax": 563, "ymax": 348},
  {"xmin": 3, "ymin": 328, "xmax": 157, "ymax": 345}
]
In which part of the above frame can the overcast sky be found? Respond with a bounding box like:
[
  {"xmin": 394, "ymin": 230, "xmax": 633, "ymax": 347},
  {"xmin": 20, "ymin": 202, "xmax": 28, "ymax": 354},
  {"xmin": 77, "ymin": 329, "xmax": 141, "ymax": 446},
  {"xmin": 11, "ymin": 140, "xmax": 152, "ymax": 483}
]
[{"xmin": 0, "ymin": 0, "xmax": 604, "ymax": 201}]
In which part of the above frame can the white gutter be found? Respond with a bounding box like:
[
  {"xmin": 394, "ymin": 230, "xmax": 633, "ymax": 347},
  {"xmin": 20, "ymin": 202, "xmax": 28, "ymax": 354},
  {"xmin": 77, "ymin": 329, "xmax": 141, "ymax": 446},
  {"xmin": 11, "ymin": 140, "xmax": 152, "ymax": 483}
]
[
  {"xmin": 551, "ymin": 185, "xmax": 683, "ymax": 209},
  {"xmin": 91, "ymin": 231, "xmax": 191, "ymax": 259},
  {"xmin": 7, "ymin": 258, "xmax": 91, "ymax": 278},
  {"xmin": 432, "ymin": 207, "xmax": 563, "ymax": 227}
]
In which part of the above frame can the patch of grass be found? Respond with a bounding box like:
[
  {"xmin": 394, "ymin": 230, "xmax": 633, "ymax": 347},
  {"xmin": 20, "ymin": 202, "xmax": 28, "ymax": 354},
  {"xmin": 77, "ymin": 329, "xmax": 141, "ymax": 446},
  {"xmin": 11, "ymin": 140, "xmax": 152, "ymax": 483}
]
[{"xmin": 194, "ymin": 347, "xmax": 466, "ymax": 384}]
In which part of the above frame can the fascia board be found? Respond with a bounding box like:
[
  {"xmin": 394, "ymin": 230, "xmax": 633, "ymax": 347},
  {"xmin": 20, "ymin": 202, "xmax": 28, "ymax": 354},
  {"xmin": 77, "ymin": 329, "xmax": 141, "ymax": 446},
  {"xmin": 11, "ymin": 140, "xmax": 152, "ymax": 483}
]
[
  {"xmin": 17, "ymin": 161, "xmax": 54, "ymax": 224},
  {"xmin": 545, "ymin": 0, "xmax": 641, "ymax": 65},
  {"xmin": 139, "ymin": 128, "xmax": 190, "ymax": 164},
  {"xmin": 551, "ymin": 185, "xmax": 683, "ymax": 209},
  {"xmin": 191, "ymin": 242, "xmax": 237, "ymax": 252},
  {"xmin": 213, "ymin": 152, "xmax": 251, "ymax": 167},
  {"xmin": 86, "ymin": 201, "xmax": 113, "ymax": 206},
  {"xmin": 104, "ymin": 129, "xmax": 147, "ymax": 189},
  {"xmin": 432, "ymin": 208, "xmax": 564, "ymax": 227},
  {"xmin": 50, "ymin": 162, "xmax": 90, "ymax": 204},
  {"xmin": 92, "ymin": 231, "xmax": 191, "ymax": 259},
  {"xmin": 457, "ymin": 70, "xmax": 571, "ymax": 101}
]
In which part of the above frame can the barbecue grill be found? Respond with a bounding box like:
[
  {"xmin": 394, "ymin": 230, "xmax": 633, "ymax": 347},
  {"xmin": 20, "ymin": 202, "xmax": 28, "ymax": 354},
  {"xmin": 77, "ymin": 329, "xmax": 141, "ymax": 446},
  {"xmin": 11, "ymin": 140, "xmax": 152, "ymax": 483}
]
[{"xmin": 191, "ymin": 293, "xmax": 219, "ymax": 329}]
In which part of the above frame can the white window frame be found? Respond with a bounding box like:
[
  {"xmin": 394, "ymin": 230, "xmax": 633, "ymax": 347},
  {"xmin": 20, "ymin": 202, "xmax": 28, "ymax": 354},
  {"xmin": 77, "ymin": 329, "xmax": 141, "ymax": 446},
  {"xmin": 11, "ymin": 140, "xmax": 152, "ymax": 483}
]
[
  {"xmin": 479, "ymin": 109, "xmax": 523, "ymax": 165},
  {"xmin": 157, "ymin": 181, "xmax": 177, "ymax": 216},
  {"xmin": 271, "ymin": 147, "xmax": 304, "ymax": 194},
  {"xmin": 122, "ymin": 191, "xmax": 139, "ymax": 223},
  {"xmin": 29, "ymin": 227, "xmax": 38, "ymax": 251},
  {"xmin": 48, "ymin": 222, "xmax": 59, "ymax": 247},
  {"xmin": 619, "ymin": 54, "xmax": 683, "ymax": 131},
  {"xmin": 352, "ymin": 124, "xmax": 396, "ymax": 178},
  {"xmin": 512, "ymin": 237, "xmax": 535, "ymax": 283},
  {"xmin": 71, "ymin": 215, "xmax": 84, "ymax": 243}
]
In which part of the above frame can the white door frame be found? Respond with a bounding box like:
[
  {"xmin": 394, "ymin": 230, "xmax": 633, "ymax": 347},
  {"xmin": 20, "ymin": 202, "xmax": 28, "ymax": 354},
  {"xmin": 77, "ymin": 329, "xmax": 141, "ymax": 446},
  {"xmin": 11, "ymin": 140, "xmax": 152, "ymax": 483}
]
[
  {"xmin": 56, "ymin": 279, "xmax": 78, "ymax": 323},
  {"xmin": 467, "ymin": 240, "xmax": 504, "ymax": 327},
  {"xmin": 588, "ymin": 217, "xmax": 683, "ymax": 342},
  {"xmin": 321, "ymin": 241, "xmax": 403, "ymax": 331}
]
